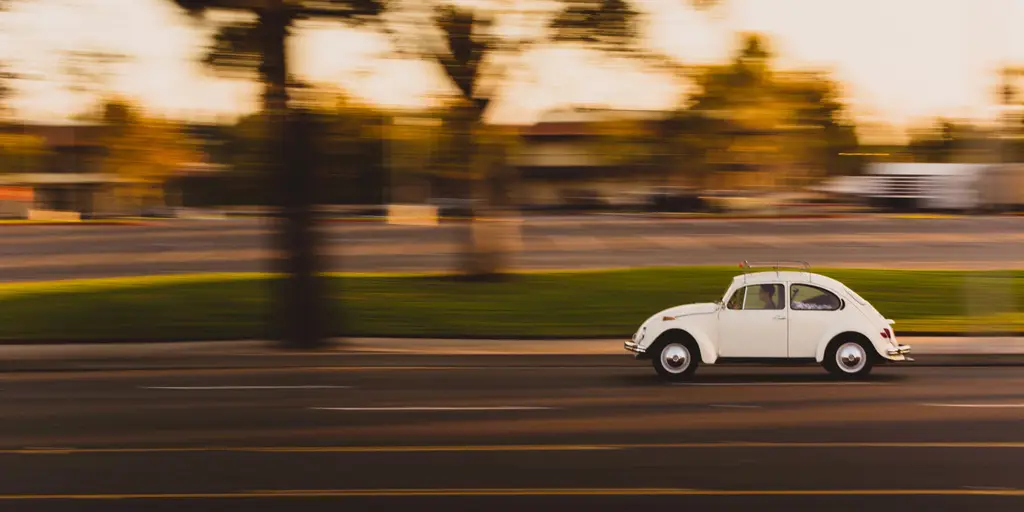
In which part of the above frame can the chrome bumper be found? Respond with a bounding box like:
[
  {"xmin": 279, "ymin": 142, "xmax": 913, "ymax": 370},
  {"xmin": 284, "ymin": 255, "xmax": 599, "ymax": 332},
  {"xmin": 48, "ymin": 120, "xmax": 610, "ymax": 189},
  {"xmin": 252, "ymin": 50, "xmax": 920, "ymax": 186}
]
[
  {"xmin": 887, "ymin": 344, "xmax": 913, "ymax": 361},
  {"xmin": 625, "ymin": 340, "xmax": 646, "ymax": 355}
]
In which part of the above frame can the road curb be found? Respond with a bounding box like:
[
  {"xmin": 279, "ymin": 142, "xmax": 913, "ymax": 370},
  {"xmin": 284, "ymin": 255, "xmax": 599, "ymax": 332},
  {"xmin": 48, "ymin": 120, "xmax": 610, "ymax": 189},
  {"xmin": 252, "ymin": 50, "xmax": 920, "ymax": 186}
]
[{"xmin": 2, "ymin": 332, "xmax": 1021, "ymax": 346}]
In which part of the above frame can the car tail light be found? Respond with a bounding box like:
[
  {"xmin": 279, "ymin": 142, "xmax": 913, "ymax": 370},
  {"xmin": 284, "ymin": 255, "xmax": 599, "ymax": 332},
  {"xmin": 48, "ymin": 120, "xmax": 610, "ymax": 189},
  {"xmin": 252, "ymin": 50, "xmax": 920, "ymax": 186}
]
[{"xmin": 880, "ymin": 328, "xmax": 891, "ymax": 339}]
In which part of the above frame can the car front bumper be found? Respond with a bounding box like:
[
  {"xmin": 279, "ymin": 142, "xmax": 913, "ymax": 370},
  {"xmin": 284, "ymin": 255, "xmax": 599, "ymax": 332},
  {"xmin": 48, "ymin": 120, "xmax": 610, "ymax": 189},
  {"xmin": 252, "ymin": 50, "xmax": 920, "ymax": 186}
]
[{"xmin": 625, "ymin": 340, "xmax": 646, "ymax": 356}]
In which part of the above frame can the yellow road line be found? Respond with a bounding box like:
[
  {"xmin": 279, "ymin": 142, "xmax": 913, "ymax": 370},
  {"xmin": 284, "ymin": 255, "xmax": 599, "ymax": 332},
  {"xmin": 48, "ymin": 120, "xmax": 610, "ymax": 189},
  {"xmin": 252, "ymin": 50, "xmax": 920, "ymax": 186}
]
[
  {"xmin": 0, "ymin": 488, "xmax": 1022, "ymax": 500},
  {"xmin": 6, "ymin": 441, "xmax": 1024, "ymax": 455}
]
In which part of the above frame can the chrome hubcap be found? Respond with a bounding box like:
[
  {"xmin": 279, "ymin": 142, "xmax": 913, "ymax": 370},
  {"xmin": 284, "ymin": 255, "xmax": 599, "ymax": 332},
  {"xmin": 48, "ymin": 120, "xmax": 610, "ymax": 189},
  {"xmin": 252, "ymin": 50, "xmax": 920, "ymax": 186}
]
[
  {"xmin": 836, "ymin": 342, "xmax": 866, "ymax": 373},
  {"xmin": 660, "ymin": 343, "xmax": 690, "ymax": 374}
]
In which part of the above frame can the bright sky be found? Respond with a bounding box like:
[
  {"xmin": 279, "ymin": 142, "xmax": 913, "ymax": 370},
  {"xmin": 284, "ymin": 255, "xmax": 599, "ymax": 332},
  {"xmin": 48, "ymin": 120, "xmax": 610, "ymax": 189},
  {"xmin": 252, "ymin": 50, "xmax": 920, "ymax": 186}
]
[{"xmin": 1, "ymin": 0, "xmax": 1022, "ymax": 143}]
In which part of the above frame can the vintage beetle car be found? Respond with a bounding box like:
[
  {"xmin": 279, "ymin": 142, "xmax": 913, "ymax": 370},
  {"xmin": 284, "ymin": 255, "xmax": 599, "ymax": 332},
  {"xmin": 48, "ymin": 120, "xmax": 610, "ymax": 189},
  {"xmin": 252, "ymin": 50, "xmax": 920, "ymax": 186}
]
[{"xmin": 624, "ymin": 261, "xmax": 912, "ymax": 380}]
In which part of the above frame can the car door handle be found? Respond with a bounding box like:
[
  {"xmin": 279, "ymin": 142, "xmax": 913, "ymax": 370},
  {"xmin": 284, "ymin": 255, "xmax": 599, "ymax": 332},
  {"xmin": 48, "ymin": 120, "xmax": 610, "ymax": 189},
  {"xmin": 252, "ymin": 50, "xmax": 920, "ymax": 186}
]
[{"xmin": 774, "ymin": 315, "xmax": 786, "ymax": 320}]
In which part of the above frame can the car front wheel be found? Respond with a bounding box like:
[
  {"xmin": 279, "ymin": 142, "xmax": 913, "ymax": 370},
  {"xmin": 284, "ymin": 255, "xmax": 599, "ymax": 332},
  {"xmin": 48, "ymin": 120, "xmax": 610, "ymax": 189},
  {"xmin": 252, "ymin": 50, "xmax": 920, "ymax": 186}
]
[
  {"xmin": 653, "ymin": 340, "xmax": 700, "ymax": 381},
  {"xmin": 823, "ymin": 338, "xmax": 874, "ymax": 378}
]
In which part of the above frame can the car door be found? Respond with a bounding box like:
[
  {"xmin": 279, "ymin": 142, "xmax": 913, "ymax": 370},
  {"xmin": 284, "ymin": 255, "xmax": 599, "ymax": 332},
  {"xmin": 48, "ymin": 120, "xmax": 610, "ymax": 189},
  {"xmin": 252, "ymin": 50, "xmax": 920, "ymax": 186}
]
[
  {"xmin": 787, "ymin": 283, "xmax": 844, "ymax": 358},
  {"xmin": 718, "ymin": 283, "xmax": 789, "ymax": 358}
]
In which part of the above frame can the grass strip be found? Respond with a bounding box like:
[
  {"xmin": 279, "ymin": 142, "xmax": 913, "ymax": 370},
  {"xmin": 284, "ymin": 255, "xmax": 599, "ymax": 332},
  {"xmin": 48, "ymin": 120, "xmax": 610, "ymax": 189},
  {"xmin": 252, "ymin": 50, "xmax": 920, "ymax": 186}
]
[{"xmin": 0, "ymin": 268, "xmax": 1019, "ymax": 342}]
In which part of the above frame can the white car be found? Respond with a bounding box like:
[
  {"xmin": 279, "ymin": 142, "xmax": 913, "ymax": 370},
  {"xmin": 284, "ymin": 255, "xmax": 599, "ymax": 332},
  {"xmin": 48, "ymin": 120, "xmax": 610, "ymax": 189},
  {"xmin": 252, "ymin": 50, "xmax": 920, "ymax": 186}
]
[{"xmin": 624, "ymin": 262, "xmax": 912, "ymax": 380}]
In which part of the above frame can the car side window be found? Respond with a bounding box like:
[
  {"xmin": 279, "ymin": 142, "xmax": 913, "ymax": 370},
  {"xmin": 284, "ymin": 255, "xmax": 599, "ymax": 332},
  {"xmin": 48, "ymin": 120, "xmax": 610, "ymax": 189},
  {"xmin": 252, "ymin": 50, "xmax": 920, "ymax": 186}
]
[
  {"xmin": 743, "ymin": 284, "xmax": 785, "ymax": 310},
  {"xmin": 791, "ymin": 284, "xmax": 842, "ymax": 311},
  {"xmin": 725, "ymin": 284, "xmax": 785, "ymax": 311},
  {"xmin": 726, "ymin": 288, "xmax": 745, "ymax": 310}
]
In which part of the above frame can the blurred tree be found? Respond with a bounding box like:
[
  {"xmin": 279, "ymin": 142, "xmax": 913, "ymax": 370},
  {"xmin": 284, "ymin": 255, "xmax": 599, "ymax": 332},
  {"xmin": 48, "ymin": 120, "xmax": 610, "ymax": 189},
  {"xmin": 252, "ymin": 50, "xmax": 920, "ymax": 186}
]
[
  {"xmin": 223, "ymin": 88, "xmax": 391, "ymax": 206},
  {"xmin": 59, "ymin": 50, "xmax": 133, "ymax": 119},
  {"xmin": 0, "ymin": 0, "xmax": 43, "ymax": 174},
  {"xmin": 93, "ymin": 98, "xmax": 204, "ymax": 211},
  {"xmin": 0, "ymin": 132, "xmax": 46, "ymax": 173},
  {"xmin": 0, "ymin": 65, "xmax": 14, "ymax": 118},
  {"xmin": 908, "ymin": 118, "xmax": 1000, "ymax": 165},
  {"xmin": 0, "ymin": 0, "xmax": 15, "ymax": 119},
  {"xmin": 316, "ymin": 97, "xmax": 389, "ymax": 205},
  {"xmin": 431, "ymin": 0, "xmax": 718, "ymax": 274},
  {"xmin": 998, "ymin": 66, "xmax": 1024, "ymax": 163},
  {"xmin": 169, "ymin": 0, "xmax": 720, "ymax": 346},
  {"xmin": 218, "ymin": 87, "xmax": 386, "ymax": 205},
  {"xmin": 62, "ymin": 50, "xmax": 129, "ymax": 95},
  {"xmin": 907, "ymin": 119, "xmax": 953, "ymax": 163},
  {"xmin": 167, "ymin": 0, "xmax": 383, "ymax": 349},
  {"xmin": 670, "ymin": 33, "xmax": 860, "ymax": 189}
]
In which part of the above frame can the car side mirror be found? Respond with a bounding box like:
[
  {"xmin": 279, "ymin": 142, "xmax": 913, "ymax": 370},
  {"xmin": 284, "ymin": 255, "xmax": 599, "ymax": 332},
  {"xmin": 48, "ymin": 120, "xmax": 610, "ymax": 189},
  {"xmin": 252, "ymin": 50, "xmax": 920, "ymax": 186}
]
[{"xmin": 839, "ymin": 299, "xmax": 846, "ymax": 310}]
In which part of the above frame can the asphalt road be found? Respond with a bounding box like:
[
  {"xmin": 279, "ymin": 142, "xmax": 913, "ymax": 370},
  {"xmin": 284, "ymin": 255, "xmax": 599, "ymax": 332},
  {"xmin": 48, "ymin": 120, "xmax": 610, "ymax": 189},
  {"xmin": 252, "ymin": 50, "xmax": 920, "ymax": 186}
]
[
  {"xmin": 0, "ymin": 215, "xmax": 1021, "ymax": 281},
  {"xmin": 2, "ymin": 359, "xmax": 1024, "ymax": 511}
]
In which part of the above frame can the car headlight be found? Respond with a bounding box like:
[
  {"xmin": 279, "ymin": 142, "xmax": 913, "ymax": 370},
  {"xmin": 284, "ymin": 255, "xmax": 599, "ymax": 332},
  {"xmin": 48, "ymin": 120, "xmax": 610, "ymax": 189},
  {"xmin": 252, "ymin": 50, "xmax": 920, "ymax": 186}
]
[{"xmin": 632, "ymin": 326, "xmax": 646, "ymax": 343}]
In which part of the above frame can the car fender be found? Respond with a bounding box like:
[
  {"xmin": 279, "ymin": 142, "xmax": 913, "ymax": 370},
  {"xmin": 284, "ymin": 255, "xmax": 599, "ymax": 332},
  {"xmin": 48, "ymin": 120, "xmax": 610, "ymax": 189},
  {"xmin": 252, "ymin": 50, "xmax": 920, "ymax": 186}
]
[
  {"xmin": 813, "ymin": 326, "xmax": 888, "ymax": 362},
  {"xmin": 644, "ymin": 319, "xmax": 719, "ymax": 365}
]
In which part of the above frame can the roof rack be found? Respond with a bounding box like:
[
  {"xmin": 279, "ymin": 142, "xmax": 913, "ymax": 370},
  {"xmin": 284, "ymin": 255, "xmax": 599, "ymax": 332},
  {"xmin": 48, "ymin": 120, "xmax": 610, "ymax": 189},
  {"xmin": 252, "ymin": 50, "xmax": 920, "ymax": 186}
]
[{"xmin": 740, "ymin": 260, "xmax": 811, "ymax": 272}]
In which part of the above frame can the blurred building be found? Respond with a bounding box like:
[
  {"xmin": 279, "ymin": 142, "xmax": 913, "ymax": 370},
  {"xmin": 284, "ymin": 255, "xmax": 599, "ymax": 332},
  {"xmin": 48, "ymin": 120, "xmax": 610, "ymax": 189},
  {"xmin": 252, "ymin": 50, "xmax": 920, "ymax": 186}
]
[
  {"xmin": 510, "ymin": 107, "xmax": 671, "ymax": 208},
  {"xmin": 0, "ymin": 122, "xmax": 225, "ymax": 218},
  {"xmin": 0, "ymin": 122, "xmax": 111, "ymax": 217}
]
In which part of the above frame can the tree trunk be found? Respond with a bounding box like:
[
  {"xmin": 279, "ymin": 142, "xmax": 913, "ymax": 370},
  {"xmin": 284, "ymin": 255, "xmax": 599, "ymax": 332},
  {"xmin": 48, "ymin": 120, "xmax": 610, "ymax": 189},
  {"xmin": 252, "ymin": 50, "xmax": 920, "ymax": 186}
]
[
  {"xmin": 460, "ymin": 110, "xmax": 520, "ymax": 279},
  {"xmin": 260, "ymin": 2, "xmax": 326, "ymax": 349}
]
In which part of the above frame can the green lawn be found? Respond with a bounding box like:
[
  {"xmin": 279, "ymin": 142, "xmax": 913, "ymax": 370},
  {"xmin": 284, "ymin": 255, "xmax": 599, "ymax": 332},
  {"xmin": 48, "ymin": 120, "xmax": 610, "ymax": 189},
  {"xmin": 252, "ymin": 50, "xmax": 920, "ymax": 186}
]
[{"xmin": 0, "ymin": 268, "xmax": 1019, "ymax": 342}]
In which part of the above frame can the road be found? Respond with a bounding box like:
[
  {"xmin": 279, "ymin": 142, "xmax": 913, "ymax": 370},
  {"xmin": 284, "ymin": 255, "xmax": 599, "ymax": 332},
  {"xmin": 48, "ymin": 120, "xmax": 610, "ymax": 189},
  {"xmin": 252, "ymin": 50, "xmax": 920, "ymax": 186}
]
[
  {"xmin": 0, "ymin": 215, "xmax": 1021, "ymax": 281},
  {"xmin": 2, "ymin": 358, "xmax": 1024, "ymax": 511}
]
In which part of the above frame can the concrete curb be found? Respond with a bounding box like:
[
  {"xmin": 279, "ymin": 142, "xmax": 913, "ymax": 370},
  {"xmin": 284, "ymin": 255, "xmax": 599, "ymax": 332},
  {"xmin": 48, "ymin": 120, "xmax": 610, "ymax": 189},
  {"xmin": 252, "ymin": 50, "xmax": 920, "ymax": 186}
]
[{"xmin": 3, "ymin": 332, "xmax": 1022, "ymax": 346}]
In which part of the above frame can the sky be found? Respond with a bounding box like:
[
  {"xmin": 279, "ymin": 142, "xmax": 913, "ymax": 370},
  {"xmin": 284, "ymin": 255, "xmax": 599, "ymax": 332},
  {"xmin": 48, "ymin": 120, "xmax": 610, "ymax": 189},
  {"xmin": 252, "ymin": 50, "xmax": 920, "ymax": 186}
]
[{"xmin": 0, "ymin": 0, "xmax": 1022, "ymax": 143}]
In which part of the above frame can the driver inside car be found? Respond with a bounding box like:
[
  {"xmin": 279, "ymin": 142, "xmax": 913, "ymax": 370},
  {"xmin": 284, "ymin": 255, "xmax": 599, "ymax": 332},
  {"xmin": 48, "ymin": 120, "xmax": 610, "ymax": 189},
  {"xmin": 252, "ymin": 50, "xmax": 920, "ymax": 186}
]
[{"xmin": 758, "ymin": 284, "xmax": 778, "ymax": 310}]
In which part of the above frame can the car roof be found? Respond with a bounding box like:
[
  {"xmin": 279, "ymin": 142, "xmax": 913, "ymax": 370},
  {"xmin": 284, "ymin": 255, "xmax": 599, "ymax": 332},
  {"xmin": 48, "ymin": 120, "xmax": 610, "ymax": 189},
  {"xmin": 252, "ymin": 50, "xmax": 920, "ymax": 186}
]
[{"xmin": 732, "ymin": 271, "xmax": 847, "ymax": 291}]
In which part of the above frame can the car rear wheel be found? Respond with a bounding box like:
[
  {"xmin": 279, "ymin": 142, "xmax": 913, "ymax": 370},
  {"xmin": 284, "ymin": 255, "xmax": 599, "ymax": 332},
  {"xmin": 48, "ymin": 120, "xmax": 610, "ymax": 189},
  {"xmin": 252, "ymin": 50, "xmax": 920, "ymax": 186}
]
[
  {"xmin": 652, "ymin": 340, "xmax": 699, "ymax": 381},
  {"xmin": 823, "ymin": 338, "xmax": 874, "ymax": 378}
]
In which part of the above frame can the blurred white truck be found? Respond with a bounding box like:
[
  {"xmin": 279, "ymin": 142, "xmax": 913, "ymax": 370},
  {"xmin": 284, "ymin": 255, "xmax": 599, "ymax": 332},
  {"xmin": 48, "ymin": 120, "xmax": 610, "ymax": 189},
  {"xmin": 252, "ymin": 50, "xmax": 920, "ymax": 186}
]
[{"xmin": 842, "ymin": 163, "xmax": 1024, "ymax": 213}]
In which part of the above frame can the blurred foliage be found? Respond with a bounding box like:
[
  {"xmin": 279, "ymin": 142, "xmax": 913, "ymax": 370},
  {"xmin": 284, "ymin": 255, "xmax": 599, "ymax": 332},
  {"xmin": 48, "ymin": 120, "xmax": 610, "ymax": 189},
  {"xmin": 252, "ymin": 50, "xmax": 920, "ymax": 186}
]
[
  {"xmin": 0, "ymin": 65, "xmax": 14, "ymax": 118},
  {"xmin": 0, "ymin": 131, "xmax": 46, "ymax": 173},
  {"xmin": 215, "ymin": 90, "xmax": 386, "ymax": 205},
  {"xmin": 61, "ymin": 50, "xmax": 130, "ymax": 95},
  {"xmin": 167, "ymin": 0, "xmax": 720, "ymax": 278},
  {"xmin": 908, "ymin": 119, "xmax": 969, "ymax": 164},
  {"xmin": 665, "ymin": 33, "xmax": 861, "ymax": 188},
  {"xmin": 0, "ymin": 268, "xmax": 1018, "ymax": 341},
  {"xmin": 92, "ymin": 98, "xmax": 204, "ymax": 207},
  {"xmin": 170, "ymin": 0, "xmax": 718, "ymax": 149},
  {"xmin": 907, "ymin": 69, "xmax": 1024, "ymax": 164},
  {"xmin": 907, "ymin": 118, "xmax": 1024, "ymax": 164},
  {"xmin": 0, "ymin": 0, "xmax": 13, "ymax": 117},
  {"xmin": 0, "ymin": 1, "xmax": 10, "ymax": 116}
]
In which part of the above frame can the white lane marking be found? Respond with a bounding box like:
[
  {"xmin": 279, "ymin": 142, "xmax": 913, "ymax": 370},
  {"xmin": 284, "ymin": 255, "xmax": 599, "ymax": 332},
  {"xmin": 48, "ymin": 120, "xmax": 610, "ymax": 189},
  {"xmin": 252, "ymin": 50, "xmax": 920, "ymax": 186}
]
[
  {"xmin": 922, "ymin": 403, "xmax": 1024, "ymax": 408},
  {"xmin": 709, "ymin": 404, "xmax": 762, "ymax": 409},
  {"xmin": 310, "ymin": 406, "xmax": 557, "ymax": 412},
  {"xmin": 673, "ymin": 382, "xmax": 879, "ymax": 387},
  {"xmin": 141, "ymin": 386, "xmax": 353, "ymax": 390}
]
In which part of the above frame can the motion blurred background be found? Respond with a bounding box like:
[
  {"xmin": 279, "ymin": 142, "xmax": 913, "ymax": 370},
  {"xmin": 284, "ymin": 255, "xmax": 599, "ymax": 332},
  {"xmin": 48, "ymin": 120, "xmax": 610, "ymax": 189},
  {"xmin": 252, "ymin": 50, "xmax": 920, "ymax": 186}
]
[{"xmin": 0, "ymin": 0, "xmax": 1020, "ymax": 347}]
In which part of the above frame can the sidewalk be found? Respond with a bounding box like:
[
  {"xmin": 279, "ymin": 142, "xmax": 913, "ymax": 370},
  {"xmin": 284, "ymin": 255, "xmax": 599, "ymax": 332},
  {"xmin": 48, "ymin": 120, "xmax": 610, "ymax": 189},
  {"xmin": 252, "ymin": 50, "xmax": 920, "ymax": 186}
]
[{"xmin": 1, "ymin": 337, "xmax": 1023, "ymax": 372}]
